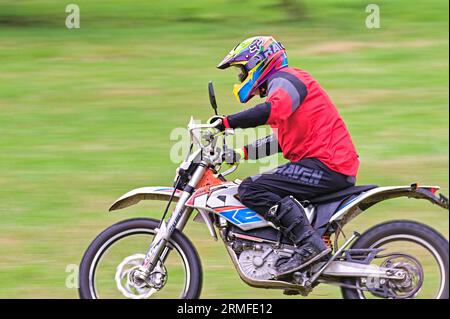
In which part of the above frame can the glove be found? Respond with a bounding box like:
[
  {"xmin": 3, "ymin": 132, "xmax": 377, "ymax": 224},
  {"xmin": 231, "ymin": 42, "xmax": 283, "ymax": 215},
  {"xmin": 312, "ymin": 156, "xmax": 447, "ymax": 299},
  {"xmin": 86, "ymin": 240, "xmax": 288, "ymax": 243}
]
[
  {"xmin": 207, "ymin": 115, "xmax": 226, "ymax": 131},
  {"xmin": 223, "ymin": 148, "xmax": 246, "ymax": 164}
]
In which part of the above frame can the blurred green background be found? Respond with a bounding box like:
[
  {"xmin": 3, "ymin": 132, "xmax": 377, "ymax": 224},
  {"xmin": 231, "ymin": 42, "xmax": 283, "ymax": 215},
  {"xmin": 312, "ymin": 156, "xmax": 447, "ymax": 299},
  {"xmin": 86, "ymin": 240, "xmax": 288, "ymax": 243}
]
[{"xmin": 0, "ymin": 0, "xmax": 448, "ymax": 298}]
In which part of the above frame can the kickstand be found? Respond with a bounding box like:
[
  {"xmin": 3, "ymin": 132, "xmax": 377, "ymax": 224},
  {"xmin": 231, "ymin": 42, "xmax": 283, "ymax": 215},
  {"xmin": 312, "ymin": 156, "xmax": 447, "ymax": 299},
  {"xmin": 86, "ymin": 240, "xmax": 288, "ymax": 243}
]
[{"xmin": 306, "ymin": 231, "xmax": 360, "ymax": 287}]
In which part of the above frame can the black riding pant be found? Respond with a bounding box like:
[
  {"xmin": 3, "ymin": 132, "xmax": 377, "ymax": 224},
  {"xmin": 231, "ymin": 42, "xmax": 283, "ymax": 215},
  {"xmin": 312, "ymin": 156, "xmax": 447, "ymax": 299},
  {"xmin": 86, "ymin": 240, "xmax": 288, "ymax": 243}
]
[{"xmin": 238, "ymin": 158, "xmax": 355, "ymax": 216}]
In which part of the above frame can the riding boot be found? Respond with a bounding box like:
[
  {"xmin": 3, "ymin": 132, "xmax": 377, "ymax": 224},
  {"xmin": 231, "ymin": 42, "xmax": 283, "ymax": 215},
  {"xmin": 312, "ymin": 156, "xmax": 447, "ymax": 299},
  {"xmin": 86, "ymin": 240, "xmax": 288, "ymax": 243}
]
[{"xmin": 265, "ymin": 196, "xmax": 330, "ymax": 276}]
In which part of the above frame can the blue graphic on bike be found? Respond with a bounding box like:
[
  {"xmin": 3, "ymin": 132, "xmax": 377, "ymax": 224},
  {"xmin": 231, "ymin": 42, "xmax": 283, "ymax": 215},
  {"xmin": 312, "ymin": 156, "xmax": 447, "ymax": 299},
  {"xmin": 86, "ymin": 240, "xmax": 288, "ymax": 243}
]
[{"xmin": 219, "ymin": 208, "xmax": 264, "ymax": 225}]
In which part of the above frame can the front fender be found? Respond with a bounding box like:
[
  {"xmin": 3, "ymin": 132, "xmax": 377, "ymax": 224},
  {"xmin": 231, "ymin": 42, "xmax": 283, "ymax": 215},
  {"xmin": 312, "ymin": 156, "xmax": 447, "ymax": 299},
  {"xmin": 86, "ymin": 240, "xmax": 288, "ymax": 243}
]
[
  {"xmin": 330, "ymin": 184, "xmax": 449, "ymax": 226},
  {"xmin": 109, "ymin": 186, "xmax": 218, "ymax": 240},
  {"xmin": 109, "ymin": 186, "xmax": 182, "ymax": 211}
]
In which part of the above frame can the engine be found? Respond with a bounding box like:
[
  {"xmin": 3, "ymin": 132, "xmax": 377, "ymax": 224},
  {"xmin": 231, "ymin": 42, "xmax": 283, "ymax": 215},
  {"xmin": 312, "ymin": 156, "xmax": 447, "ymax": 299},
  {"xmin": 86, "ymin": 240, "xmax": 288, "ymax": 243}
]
[
  {"xmin": 228, "ymin": 227, "xmax": 296, "ymax": 281},
  {"xmin": 234, "ymin": 242, "xmax": 281, "ymax": 280},
  {"xmin": 238, "ymin": 247, "xmax": 279, "ymax": 280}
]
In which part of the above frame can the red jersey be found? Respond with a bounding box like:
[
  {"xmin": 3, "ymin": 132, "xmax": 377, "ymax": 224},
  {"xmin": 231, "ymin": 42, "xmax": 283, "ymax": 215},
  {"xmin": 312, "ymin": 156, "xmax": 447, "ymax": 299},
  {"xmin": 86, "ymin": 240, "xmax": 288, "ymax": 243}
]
[{"xmin": 225, "ymin": 67, "xmax": 359, "ymax": 177}]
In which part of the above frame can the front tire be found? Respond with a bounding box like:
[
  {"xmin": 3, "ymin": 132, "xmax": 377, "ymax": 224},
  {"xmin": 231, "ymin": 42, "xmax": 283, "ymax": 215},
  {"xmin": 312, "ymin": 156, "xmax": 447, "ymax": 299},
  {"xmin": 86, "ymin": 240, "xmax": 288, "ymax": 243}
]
[
  {"xmin": 79, "ymin": 218, "xmax": 202, "ymax": 299},
  {"xmin": 341, "ymin": 220, "xmax": 449, "ymax": 299}
]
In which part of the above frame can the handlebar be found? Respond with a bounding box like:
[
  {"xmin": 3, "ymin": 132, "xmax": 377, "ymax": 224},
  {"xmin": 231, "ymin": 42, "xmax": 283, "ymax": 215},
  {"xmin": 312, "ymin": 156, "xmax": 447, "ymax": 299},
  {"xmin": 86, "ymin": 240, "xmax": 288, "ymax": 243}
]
[
  {"xmin": 186, "ymin": 117, "xmax": 238, "ymax": 177},
  {"xmin": 187, "ymin": 118, "xmax": 223, "ymax": 132}
]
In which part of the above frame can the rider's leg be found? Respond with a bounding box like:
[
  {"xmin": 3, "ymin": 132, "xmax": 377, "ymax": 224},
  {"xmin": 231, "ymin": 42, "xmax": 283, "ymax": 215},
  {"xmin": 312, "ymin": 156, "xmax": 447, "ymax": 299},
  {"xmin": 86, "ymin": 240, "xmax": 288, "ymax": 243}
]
[
  {"xmin": 238, "ymin": 158, "xmax": 355, "ymax": 275},
  {"xmin": 269, "ymin": 196, "xmax": 331, "ymax": 275},
  {"xmin": 238, "ymin": 158, "xmax": 354, "ymax": 215}
]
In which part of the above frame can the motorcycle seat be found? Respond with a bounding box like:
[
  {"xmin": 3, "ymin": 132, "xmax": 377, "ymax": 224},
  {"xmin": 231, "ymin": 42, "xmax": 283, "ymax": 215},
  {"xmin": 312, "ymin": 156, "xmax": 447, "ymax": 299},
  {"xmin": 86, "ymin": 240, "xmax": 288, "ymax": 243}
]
[{"xmin": 306, "ymin": 184, "xmax": 378, "ymax": 204}]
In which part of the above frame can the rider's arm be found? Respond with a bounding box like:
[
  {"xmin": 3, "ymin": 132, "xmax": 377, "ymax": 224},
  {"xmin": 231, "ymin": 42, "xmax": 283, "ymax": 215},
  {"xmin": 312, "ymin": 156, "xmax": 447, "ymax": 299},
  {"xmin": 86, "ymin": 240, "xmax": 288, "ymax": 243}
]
[
  {"xmin": 223, "ymin": 102, "xmax": 271, "ymax": 129},
  {"xmin": 223, "ymin": 73, "xmax": 308, "ymax": 129},
  {"xmin": 242, "ymin": 134, "xmax": 282, "ymax": 160}
]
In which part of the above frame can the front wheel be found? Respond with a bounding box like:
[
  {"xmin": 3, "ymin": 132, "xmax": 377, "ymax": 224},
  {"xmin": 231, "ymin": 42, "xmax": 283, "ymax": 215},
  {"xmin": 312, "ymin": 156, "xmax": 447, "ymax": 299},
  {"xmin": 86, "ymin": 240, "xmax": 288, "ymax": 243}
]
[
  {"xmin": 79, "ymin": 218, "xmax": 202, "ymax": 299},
  {"xmin": 341, "ymin": 220, "xmax": 449, "ymax": 299}
]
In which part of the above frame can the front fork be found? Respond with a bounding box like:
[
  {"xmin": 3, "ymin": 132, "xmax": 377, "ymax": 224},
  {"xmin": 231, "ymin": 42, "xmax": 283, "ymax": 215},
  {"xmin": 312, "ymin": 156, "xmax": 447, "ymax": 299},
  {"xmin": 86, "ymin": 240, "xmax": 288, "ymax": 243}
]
[{"xmin": 134, "ymin": 163, "xmax": 208, "ymax": 281}]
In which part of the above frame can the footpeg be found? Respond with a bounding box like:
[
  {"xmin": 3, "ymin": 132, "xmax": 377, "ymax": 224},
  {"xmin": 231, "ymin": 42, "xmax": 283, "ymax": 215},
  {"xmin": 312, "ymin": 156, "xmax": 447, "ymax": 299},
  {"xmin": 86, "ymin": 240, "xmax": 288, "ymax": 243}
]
[
  {"xmin": 306, "ymin": 232, "xmax": 360, "ymax": 286},
  {"xmin": 276, "ymin": 248, "xmax": 331, "ymax": 278}
]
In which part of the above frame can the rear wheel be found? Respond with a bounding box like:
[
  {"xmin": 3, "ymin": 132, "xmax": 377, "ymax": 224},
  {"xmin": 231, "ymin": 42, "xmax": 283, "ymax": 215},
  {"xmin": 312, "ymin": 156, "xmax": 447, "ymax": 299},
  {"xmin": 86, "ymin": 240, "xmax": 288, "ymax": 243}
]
[
  {"xmin": 79, "ymin": 218, "xmax": 202, "ymax": 299},
  {"xmin": 341, "ymin": 220, "xmax": 449, "ymax": 299}
]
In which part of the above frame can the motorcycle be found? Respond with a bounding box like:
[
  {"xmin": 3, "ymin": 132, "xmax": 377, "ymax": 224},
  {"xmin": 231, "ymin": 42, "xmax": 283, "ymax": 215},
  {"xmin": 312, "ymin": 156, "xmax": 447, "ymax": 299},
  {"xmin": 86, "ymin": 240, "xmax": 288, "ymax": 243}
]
[{"xmin": 79, "ymin": 82, "xmax": 449, "ymax": 299}]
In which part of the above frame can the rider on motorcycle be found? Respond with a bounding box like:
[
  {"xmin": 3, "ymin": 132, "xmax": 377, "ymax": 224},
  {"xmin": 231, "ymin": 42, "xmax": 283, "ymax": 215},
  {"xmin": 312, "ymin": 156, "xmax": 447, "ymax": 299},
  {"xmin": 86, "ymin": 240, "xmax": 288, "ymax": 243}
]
[{"xmin": 210, "ymin": 36, "xmax": 360, "ymax": 275}]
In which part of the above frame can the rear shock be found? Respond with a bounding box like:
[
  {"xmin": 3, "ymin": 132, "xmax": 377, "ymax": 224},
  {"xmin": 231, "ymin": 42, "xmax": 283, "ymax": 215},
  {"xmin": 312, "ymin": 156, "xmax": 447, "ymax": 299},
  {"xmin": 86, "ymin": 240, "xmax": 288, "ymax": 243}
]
[{"xmin": 322, "ymin": 235, "xmax": 333, "ymax": 250}]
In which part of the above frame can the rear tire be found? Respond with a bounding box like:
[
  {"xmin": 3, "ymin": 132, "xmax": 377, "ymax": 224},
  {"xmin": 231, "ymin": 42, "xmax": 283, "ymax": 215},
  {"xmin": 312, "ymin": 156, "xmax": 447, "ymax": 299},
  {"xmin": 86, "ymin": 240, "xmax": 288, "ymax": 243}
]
[
  {"xmin": 341, "ymin": 220, "xmax": 449, "ymax": 299},
  {"xmin": 79, "ymin": 218, "xmax": 203, "ymax": 299}
]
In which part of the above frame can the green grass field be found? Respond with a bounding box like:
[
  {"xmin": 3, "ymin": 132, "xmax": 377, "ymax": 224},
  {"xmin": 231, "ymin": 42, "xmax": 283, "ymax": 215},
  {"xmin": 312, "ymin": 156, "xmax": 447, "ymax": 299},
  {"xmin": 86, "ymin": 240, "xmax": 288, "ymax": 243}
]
[{"xmin": 0, "ymin": 0, "xmax": 448, "ymax": 298}]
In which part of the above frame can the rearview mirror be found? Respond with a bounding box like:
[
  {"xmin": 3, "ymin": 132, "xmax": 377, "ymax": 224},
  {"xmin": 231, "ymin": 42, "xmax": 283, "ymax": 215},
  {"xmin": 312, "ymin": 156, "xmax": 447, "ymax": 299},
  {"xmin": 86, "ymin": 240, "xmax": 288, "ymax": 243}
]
[{"xmin": 208, "ymin": 81, "xmax": 218, "ymax": 115}]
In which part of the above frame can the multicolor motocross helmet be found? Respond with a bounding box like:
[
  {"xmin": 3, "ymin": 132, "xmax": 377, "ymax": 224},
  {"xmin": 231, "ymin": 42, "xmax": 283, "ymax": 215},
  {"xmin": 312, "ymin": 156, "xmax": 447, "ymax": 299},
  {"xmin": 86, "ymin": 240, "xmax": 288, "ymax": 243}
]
[{"xmin": 217, "ymin": 36, "xmax": 288, "ymax": 103}]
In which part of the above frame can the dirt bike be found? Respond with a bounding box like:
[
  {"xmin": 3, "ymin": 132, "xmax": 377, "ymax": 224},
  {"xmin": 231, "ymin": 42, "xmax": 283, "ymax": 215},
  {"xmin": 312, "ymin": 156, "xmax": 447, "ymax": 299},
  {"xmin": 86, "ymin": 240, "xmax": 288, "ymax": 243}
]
[{"xmin": 79, "ymin": 82, "xmax": 449, "ymax": 299}]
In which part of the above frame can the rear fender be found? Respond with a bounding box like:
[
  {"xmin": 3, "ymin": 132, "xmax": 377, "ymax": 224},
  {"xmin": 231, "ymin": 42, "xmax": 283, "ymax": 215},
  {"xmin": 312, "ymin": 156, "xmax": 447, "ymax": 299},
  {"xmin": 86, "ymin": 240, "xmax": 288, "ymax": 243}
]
[{"xmin": 330, "ymin": 184, "xmax": 449, "ymax": 226}]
